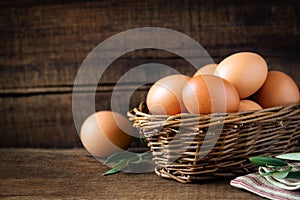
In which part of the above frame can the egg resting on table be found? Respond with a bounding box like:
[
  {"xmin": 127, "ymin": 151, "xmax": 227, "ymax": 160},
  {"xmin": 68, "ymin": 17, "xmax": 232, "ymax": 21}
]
[{"xmin": 80, "ymin": 111, "xmax": 133, "ymax": 158}]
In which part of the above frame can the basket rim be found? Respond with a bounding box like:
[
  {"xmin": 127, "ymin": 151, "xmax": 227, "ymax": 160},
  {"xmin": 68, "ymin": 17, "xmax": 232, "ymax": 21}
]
[
  {"xmin": 128, "ymin": 102, "xmax": 300, "ymax": 119},
  {"xmin": 127, "ymin": 102, "xmax": 300, "ymax": 129}
]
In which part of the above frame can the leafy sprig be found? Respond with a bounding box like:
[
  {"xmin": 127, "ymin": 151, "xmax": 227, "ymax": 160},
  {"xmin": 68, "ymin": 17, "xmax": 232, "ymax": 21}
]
[
  {"xmin": 249, "ymin": 153, "xmax": 300, "ymax": 179},
  {"xmin": 102, "ymin": 151, "xmax": 153, "ymax": 176}
]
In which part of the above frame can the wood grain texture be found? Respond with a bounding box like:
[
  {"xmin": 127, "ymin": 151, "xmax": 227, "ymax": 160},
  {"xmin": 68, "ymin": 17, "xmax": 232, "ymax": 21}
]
[
  {"xmin": 0, "ymin": 148, "xmax": 264, "ymax": 199},
  {"xmin": 0, "ymin": 91, "xmax": 147, "ymax": 148},
  {"xmin": 0, "ymin": 0, "xmax": 299, "ymax": 147}
]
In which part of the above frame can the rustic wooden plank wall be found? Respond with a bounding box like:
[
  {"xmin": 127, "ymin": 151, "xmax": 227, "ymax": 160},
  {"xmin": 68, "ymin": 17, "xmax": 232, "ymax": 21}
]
[{"xmin": 0, "ymin": 0, "xmax": 299, "ymax": 147}]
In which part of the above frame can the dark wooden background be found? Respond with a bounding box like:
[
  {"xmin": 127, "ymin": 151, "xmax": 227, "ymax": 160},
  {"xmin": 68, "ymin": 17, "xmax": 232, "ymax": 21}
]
[{"xmin": 0, "ymin": 0, "xmax": 299, "ymax": 148}]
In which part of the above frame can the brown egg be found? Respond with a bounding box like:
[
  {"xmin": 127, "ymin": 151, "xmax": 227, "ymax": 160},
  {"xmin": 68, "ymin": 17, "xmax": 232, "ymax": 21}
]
[
  {"xmin": 254, "ymin": 71, "xmax": 300, "ymax": 108},
  {"xmin": 182, "ymin": 75, "xmax": 240, "ymax": 114},
  {"xmin": 238, "ymin": 100, "xmax": 262, "ymax": 112},
  {"xmin": 80, "ymin": 111, "xmax": 133, "ymax": 158},
  {"xmin": 193, "ymin": 63, "xmax": 218, "ymax": 77},
  {"xmin": 146, "ymin": 74, "xmax": 191, "ymax": 115},
  {"xmin": 215, "ymin": 52, "xmax": 268, "ymax": 99}
]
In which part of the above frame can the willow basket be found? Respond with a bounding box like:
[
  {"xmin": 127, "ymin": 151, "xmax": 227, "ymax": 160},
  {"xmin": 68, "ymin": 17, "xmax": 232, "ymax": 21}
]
[{"xmin": 127, "ymin": 102, "xmax": 300, "ymax": 183}]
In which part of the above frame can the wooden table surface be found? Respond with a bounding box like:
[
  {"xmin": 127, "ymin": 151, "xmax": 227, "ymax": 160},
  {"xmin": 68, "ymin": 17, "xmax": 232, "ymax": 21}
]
[{"xmin": 0, "ymin": 148, "xmax": 264, "ymax": 199}]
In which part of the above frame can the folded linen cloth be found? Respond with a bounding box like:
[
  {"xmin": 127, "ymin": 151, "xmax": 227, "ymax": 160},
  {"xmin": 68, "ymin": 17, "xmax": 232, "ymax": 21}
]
[
  {"xmin": 258, "ymin": 166, "xmax": 300, "ymax": 191},
  {"xmin": 230, "ymin": 170, "xmax": 300, "ymax": 200}
]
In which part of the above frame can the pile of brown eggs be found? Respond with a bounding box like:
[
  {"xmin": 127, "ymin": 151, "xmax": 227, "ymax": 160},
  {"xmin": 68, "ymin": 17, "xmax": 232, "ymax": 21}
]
[{"xmin": 146, "ymin": 52, "xmax": 300, "ymax": 115}]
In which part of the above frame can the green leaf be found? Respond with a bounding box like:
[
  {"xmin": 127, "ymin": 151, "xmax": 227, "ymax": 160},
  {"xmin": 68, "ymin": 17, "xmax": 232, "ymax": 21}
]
[
  {"xmin": 102, "ymin": 159, "xmax": 133, "ymax": 176},
  {"xmin": 272, "ymin": 170, "xmax": 290, "ymax": 179},
  {"xmin": 276, "ymin": 153, "xmax": 300, "ymax": 161},
  {"xmin": 104, "ymin": 151, "xmax": 138, "ymax": 165},
  {"xmin": 129, "ymin": 156, "xmax": 143, "ymax": 164},
  {"xmin": 249, "ymin": 156, "xmax": 288, "ymax": 167},
  {"xmin": 112, "ymin": 159, "xmax": 130, "ymax": 171},
  {"xmin": 102, "ymin": 168, "xmax": 120, "ymax": 176},
  {"xmin": 286, "ymin": 171, "xmax": 300, "ymax": 179},
  {"xmin": 102, "ymin": 151, "xmax": 154, "ymax": 176},
  {"xmin": 260, "ymin": 171, "xmax": 277, "ymax": 176},
  {"xmin": 141, "ymin": 151, "xmax": 153, "ymax": 159}
]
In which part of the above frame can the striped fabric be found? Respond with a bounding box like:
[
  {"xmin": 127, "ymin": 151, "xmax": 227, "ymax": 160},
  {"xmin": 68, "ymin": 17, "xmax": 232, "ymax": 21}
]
[{"xmin": 230, "ymin": 173, "xmax": 300, "ymax": 200}]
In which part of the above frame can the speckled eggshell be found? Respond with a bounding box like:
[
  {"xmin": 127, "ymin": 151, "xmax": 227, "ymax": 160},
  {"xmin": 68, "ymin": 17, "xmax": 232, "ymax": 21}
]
[{"xmin": 182, "ymin": 75, "xmax": 240, "ymax": 114}]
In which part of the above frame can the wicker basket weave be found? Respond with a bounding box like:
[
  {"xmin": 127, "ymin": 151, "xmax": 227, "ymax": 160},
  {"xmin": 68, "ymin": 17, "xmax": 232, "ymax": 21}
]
[{"xmin": 127, "ymin": 102, "xmax": 300, "ymax": 183}]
